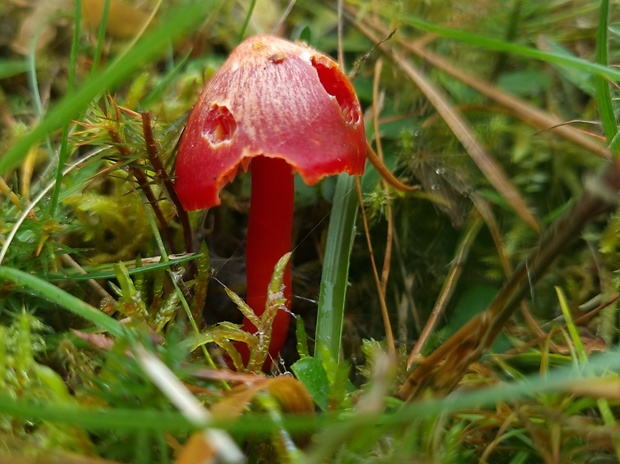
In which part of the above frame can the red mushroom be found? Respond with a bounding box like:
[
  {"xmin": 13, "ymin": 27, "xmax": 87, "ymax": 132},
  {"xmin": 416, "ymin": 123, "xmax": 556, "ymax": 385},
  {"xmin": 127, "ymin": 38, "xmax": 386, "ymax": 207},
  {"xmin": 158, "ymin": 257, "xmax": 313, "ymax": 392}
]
[{"xmin": 175, "ymin": 35, "xmax": 366, "ymax": 366}]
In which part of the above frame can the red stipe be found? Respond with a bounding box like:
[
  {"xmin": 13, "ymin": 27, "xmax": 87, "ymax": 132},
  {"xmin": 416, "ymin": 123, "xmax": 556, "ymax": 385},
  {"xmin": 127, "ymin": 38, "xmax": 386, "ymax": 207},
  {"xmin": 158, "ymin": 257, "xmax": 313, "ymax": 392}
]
[{"xmin": 241, "ymin": 156, "xmax": 293, "ymax": 363}]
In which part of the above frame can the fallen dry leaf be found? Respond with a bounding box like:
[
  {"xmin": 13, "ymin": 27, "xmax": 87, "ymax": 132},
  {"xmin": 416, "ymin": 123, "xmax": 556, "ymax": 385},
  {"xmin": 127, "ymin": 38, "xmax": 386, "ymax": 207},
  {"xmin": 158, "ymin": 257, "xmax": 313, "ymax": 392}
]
[
  {"xmin": 209, "ymin": 375, "xmax": 315, "ymax": 420},
  {"xmin": 173, "ymin": 431, "xmax": 217, "ymax": 464},
  {"xmin": 174, "ymin": 375, "xmax": 314, "ymax": 463}
]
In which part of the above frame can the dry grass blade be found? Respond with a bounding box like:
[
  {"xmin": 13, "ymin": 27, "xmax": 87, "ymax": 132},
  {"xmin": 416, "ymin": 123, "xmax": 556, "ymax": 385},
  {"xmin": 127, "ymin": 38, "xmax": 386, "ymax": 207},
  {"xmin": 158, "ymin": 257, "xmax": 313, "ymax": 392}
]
[
  {"xmin": 398, "ymin": 158, "xmax": 620, "ymax": 401},
  {"xmin": 355, "ymin": 57, "xmax": 398, "ymax": 359},
  {"xmin": 355, "ymin": 177, "xmax": 396, "ymax": 358},
  {"xmin": 349, "ymin": 15, "xmax": 540, "ymax": 232},
  {"xmin": 407, "ymin": 42, "xmax": 611, "ymax": 160},
  {"xmin": 371, "ymin": 57, "xmax": 394, "ymax": 299},
  {"xmin": 406, "ymin": 213, "xmax": 483, "ymax": 369},
  {"xmin": 470, "ymin": 193, "xmax": 546, "ymax": 339},
  {"xmin": 0, "ymin": 176, "xmax": 23, "ymax": 209},
  {"xmin": 565, "ymin": 378, "xmax": 620, "ymax": 401},
  {"xmin": 356, "ymin": 11, "xmax": 610, "ymax": 160}
]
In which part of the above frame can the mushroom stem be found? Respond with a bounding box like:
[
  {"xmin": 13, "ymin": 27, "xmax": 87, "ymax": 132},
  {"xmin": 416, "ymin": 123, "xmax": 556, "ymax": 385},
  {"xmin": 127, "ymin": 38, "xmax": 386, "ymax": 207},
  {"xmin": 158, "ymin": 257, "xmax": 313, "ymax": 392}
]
[{"xmin": 242, "ymin": 156, "xmax": 294, "ymax": 363}]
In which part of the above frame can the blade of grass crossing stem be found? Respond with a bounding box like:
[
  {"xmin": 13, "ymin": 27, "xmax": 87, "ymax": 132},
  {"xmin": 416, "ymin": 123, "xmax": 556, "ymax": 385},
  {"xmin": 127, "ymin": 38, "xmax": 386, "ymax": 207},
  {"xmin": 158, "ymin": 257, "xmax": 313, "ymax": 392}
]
[
  {"xmin": 0, "ymin": 267, "xmax": 125, "ymax": 338},
  {"xmin": 0, "ymin": 0, "xmax": 220, "ymax": 177},
  {"xmin": 555, "ymin": 287, "xmax": 620, "ymax": 459},
  {"xmin": 6, "ymin": 349, "xmax": 620, "ymax": 435},
  {"xmin": 594, "ymin": 0, "xmax": 620, "ymax": 156},
  {"xmin": 315, "ymin": 173, "xmax": 358, "ymax": 363},
  {"xmin": 0, "ymin": 395, "xmax": 192, "ymax": 431}
]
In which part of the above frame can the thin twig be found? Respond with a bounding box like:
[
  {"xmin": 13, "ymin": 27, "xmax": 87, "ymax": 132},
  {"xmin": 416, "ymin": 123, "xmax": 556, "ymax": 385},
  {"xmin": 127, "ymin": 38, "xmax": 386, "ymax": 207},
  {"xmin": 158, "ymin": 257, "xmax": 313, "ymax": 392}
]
[
  {"xmin": 371, "ymin": 57, "xmax": 397, "ymax": 350},
  {"xmin": 107, "ymin": 125, "xmax": 177, "ymax": 254},
  {"xmin": 355, "ymin": 177, "xmax": 396, "ymax": 358},
  {"xmin": 365, "ymin": 141, "xmax": 419, "ymax": 193},
  {"xmin": 60, "ymin": 254, "xmax": 115, "ymax": 308},
  {"xmin": 406, "ymin": 212, "xmax": 483, "ymax": 369},
  {"xmin": 141, "ymin": 112, "xmax": 194, "ymax": 256},
  {"xmin": 371, "ymin": 58, "xmax": 393, "ymax": 298},
  {"xmin": 470, "ymin": 193, "xmax": 546, "ymax": 339},
  {"xmin": 337, "ymin": 0, "xmax": 344, "ymax": 69}
]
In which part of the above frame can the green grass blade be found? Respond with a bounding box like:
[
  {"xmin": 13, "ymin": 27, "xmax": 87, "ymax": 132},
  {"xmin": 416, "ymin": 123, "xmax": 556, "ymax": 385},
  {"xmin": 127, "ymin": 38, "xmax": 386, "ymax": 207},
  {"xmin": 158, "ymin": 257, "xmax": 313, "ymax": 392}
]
[
  {"xmin": 0, "ymin": 266, "xmax": 125, "ymax": 338},
  {"xmin": 0, "ymin": 394, "xmax": 192, "ymax": 431},
  {"xmin": 556, "ymin": 286, "xmax": 619, "ymax": 458},
  {"xmin": 0, "ymin": 60, "xmax": 29, "ymax": 79},
  {"xmin": 4, "ymin": 347, "xmax": 620, "ymax": 435},
  {"xmin": 403, "ymin": 16, "xmax": 620, "ymax": 83},
  {"xmin": 594, "ymin": 0, "xmax": 620, "ymax": 156},
  {"xmin": 314, "ymin": 174, "xmax": 358, "ymax": 363},
  {"xmin": 27, "ymin": 29, "xmax": 54, "ymax": 159},
  {"xmin": 142, "ymin": 52, "xmax": 190, "ymax": 108},
  {"xmin": 91, "ymin": 0, "xmax": 109, "ymax": 74},
  {"xmin": 555, "ymin": 287, "xmax": 587, "ymax": 363},
  {"xmin": 49, "ymin": 0, "xmax": 83, "ymax": 215},
  {"xmin": 46, "ymin": 254, "xmax": 199, "ymax": 282},
  {"xmin": 237, "ymin": 0, "xmax": 257, "ymax": 43}
]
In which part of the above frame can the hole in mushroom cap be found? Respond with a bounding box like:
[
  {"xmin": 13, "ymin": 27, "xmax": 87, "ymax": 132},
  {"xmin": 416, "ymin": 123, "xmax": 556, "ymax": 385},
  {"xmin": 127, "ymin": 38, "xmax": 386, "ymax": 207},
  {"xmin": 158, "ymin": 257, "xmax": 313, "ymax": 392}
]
[
  {"xmin": 203, "ymin": 104, "xmax": 237, "ymax": 145},
  {"xmin": 311, "ymin": 57, "xmax": 361, "ymax": 126}
]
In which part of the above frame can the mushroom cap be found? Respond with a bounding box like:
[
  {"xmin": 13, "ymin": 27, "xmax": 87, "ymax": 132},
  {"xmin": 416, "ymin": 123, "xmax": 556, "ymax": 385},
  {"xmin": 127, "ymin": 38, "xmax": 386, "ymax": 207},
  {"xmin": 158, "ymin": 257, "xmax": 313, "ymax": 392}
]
[{"xmin": 175, "ymin": 34, "xmax": 367, "ymax": 211}]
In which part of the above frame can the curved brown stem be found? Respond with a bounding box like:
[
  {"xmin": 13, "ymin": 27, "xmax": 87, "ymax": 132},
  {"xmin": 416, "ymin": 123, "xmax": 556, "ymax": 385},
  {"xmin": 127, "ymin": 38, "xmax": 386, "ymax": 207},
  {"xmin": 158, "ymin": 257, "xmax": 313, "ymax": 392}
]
[{"xmin": 366, "ymin": 141, "xmax": 419, "ymax": 193}]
